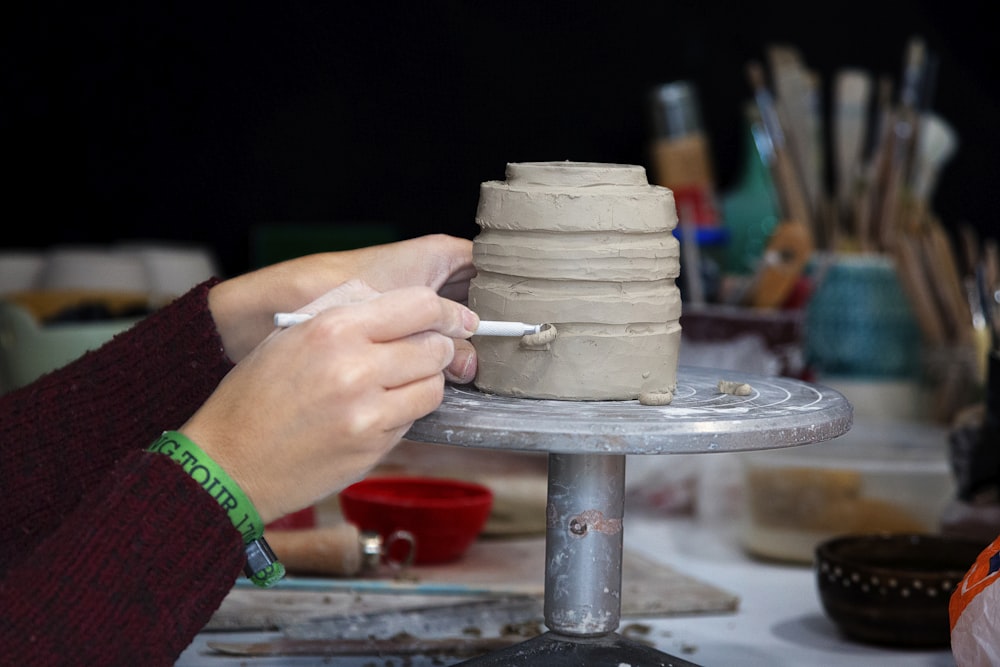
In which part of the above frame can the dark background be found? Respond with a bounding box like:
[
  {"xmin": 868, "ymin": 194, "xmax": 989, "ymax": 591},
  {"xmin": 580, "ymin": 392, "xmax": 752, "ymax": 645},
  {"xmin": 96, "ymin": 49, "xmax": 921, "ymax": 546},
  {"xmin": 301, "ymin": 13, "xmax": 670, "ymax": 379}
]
[{"xmin": 3, "ymin": 1, "xmax": 996, "ymax": 278}]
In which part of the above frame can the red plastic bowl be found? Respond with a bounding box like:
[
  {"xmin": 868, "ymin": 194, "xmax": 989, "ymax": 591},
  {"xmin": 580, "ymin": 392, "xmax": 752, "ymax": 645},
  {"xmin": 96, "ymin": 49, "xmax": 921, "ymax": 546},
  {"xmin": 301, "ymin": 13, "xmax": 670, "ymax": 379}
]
[{"xmin": 338, "ymin": 476, "xmax": 494, "ymax": 565}]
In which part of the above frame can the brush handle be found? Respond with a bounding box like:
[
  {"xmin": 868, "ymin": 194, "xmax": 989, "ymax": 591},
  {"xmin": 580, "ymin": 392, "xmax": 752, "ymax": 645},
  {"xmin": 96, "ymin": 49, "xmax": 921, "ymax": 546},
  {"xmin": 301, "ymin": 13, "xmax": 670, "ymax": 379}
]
[
  {"xmin": 747, "ymin": 61, "xmax": 813, "ymax": 231},
  {"xmin": 833, "ymin": 70, "xmax": 872, "ymax": 215}
]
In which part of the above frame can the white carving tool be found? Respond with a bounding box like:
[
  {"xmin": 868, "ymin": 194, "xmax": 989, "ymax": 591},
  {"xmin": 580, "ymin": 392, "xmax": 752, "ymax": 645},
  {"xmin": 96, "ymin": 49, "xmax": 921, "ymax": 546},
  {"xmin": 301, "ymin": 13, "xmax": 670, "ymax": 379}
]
[
  {"xmin": 274, "ymin": 312, "xmax": 543, "ymax": 337},
  {"xmin": 273, "ymin": 312, "xmax": 317, "ymax": 327},
  {"xmin": 474, "ymin": 321, "xmax": 542, "ymax": 336}
]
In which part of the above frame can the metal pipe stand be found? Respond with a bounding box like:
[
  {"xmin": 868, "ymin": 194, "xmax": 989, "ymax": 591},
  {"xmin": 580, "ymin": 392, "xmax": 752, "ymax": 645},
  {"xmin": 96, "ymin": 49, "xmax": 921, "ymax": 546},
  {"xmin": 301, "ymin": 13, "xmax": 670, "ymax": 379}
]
[{"xmin": 407, "ymin": 367, "xmax": 852, "ymax": 666}]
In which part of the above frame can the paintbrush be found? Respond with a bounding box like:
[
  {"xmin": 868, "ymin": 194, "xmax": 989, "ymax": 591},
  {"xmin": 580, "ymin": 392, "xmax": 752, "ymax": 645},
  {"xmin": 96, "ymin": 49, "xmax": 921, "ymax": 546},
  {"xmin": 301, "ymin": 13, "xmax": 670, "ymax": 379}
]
[
  {"xmin": 746, "ymin": 61, "xmax": 813, "ymax": 232},
  {"xmin": 985, "ymin": 239, "xmax": 1000, "ymax": 349},
  {"xmin": 743, "ymin": 60, "xmax": 815, "ymax": 308},
  {"xmin": 832, "ymin": 68, "xmax": 872, "ymax": 241},
  {"xmin": 855, "ymin": 76, "xmax": 894, "ymax": 252},
  {"xmin": 908, "ymin": 112, "xmax": 958, "ymax": 225},
  {"xmin": 767, "ymin": 45, "xmax": 824, "ymax": 223},
  {"xmin": 879, "ymin": 37, "xmax": 928, "ymax": 247}
]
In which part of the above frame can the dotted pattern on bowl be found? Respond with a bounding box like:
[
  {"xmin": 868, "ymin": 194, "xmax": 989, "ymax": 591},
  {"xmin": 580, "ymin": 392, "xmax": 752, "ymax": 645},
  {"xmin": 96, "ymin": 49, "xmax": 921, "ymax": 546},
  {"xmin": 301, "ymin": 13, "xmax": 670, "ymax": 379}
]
[{"xmin": 817, "ymin": 559, "xmax": 956, "ymax": 600}]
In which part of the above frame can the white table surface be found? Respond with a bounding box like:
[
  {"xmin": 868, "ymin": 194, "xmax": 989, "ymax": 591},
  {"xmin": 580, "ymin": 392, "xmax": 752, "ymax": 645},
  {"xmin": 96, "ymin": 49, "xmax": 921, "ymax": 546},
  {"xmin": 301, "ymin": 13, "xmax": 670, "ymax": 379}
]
[
  {"xmin": 177, "ymin": 512, "xmax": 958, "ymax": 666},
  {"xmin": 621, "ymin": 515, "xmax": 957, "ymax": 667}
]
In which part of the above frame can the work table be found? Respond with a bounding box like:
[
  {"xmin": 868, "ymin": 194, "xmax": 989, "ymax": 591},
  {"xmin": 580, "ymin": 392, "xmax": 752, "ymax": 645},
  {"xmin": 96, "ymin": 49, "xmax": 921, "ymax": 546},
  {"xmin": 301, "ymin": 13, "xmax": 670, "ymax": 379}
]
[{"xmin": 176, "ymin": 513, "xmax": 957, "ymax": 666}]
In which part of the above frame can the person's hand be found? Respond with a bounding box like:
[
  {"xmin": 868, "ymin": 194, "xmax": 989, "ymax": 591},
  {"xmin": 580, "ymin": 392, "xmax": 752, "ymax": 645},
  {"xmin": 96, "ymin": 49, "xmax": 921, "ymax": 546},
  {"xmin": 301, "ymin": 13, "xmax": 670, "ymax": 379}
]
[
  {"xmin": 208, "ymin": 234, "xmax": 475, "ymax": 363},
  {"xmin": 179, "ymin": 284, "xmax": 479, "ymax": 523}
]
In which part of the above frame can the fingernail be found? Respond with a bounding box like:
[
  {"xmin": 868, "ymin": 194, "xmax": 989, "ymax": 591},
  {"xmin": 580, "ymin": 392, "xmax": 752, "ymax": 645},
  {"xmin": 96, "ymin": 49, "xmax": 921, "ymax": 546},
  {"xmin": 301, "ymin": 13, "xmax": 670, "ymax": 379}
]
[
  {"xmin": 462, "ymin": 308, "xmax": 480, "ymax": 336},
  {"xmin": 455, "ymin": 347, "xmax": 476, "ymax": 381}
]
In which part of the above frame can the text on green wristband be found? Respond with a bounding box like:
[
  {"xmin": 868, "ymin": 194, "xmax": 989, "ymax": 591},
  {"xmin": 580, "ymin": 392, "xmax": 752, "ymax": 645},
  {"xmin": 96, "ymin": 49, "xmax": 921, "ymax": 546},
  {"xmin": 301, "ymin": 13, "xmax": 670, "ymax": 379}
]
[{"xmin": 149, "ymin": 432, "xmax": 262, "ymax": 543}]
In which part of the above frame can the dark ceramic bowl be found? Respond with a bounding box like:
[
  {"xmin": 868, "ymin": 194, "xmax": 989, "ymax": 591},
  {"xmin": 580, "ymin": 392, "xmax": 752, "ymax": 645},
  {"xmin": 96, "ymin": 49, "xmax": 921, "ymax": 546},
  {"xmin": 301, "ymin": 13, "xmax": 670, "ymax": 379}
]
[
  {"xmin": 339, "ymin": 476, "xmax": 493, "ymax": 565},
  {"xmin": 815, "ymin": 533, "xmax": 985, "ymax": 647}
]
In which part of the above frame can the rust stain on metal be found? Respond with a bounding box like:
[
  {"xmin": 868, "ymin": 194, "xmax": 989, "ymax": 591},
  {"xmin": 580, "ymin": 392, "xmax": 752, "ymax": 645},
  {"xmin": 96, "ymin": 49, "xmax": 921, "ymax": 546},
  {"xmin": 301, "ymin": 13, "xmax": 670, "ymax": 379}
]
[{"xmin": 567, "ymin": 509, "xmax": 622, "ymax": 537}]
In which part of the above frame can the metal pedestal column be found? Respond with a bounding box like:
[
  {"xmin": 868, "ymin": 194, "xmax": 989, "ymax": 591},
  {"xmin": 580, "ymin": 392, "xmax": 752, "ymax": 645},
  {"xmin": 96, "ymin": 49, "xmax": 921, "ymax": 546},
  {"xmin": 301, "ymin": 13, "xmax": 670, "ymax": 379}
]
[
  {"xmin": 454, "ymin": 453, "xmax": 700, "ymax": 667},
  {"xmin": 544, "ymin": 453, "xmax": 625, "ymax": 637}
]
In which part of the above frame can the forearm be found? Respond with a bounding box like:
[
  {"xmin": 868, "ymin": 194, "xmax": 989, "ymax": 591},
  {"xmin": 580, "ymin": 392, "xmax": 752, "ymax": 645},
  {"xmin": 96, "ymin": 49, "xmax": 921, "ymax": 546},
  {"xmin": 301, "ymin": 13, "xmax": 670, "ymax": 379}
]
[
  {"xmin": 0, "ymin": 451, "xmax": 244, "ymax": 667},
  {"xmin": 207, "ymin": 245, "xmax": 393, "ymax": 361},
  {"xmin": 0, "ymin": 279, "xmax": 229, "ymax": 439},
  {"xmin": 0, "ymin": 280, "xmax": 234, "ymax": 557},
  {"xmin": 208, "ymin": 234, "xmax": 475, "ymax": 362}
]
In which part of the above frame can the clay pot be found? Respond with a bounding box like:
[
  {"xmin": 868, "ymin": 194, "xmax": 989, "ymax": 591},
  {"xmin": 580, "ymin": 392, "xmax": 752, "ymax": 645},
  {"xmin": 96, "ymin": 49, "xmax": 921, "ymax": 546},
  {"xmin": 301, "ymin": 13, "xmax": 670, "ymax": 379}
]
[{"xmin": 469, "ymin": 161, "xmax": 681, "ymax": 400}]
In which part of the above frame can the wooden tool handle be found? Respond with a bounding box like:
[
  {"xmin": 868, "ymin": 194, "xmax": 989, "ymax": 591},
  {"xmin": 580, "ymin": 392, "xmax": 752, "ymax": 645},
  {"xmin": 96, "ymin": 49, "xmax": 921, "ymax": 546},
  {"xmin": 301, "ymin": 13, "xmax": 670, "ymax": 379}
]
[
  {"xmin": 894, "ymin": 235, "xmax": 947, "ymax": 345},
  {"xmin": 748, "ymin": 219, "xmax": 814, "ymax": 309},
  {"xmin": 265, "ymin": 523, "xmax": 365, "ymax": 577}
]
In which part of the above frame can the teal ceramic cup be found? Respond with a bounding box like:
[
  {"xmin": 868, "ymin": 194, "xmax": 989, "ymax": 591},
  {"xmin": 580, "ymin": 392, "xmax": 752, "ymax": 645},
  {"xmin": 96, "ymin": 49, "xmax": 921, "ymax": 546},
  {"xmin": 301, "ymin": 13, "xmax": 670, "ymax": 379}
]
[{"xmin": 805, "ymin": 254, "xmax": 921, "ymax": 379}]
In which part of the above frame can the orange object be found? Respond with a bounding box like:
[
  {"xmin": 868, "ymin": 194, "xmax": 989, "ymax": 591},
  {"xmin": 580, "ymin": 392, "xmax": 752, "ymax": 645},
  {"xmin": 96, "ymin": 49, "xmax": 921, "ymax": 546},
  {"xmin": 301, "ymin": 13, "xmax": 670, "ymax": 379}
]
[{"xmin": 950, "ymin": 533, "xmax": 1000, "ymax": 631}]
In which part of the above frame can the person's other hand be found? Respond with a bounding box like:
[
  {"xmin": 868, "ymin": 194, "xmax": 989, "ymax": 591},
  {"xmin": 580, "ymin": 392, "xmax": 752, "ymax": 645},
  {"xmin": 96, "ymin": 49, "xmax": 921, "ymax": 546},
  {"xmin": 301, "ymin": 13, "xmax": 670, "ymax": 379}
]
[
  {"xmin": 180, "ymin": 285, "xmax": 478, "ymax": 523},
  {"xmin": 208, "ymin": 234, "xmax": 475, "ymax": 363}
]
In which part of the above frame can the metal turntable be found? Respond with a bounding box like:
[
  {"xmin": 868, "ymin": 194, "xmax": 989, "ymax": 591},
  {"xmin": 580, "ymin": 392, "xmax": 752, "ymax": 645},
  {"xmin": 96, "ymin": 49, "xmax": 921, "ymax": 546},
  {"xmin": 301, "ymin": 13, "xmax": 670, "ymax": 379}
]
[{"xmin": 406, "ymin": 365, "xmax": 853, "ymax": 666}]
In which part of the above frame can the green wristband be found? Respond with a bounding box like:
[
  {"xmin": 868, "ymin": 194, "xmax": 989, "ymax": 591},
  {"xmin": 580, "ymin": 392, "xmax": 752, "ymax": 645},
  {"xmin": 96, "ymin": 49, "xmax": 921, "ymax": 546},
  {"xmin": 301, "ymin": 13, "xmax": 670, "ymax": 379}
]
[{"xmin": 148, "ymin": 431, "xmax": 264, "ymax": 544}]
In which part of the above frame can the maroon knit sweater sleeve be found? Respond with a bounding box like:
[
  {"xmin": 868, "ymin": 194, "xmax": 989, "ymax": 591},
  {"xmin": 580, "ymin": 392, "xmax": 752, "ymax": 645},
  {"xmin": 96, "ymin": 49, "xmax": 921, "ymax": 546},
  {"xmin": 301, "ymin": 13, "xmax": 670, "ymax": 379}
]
[{"xmin": 0, "ymin": 279, "xmax": 248, "ymax": 666}]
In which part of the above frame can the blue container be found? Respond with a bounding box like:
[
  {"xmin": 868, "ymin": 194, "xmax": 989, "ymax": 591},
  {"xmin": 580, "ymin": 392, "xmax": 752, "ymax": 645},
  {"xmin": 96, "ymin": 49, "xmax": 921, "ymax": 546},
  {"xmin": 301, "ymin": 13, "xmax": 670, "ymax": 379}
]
[{"xmin": 805, "ymin": 255, "xmax": 922, "ymax": 378}]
